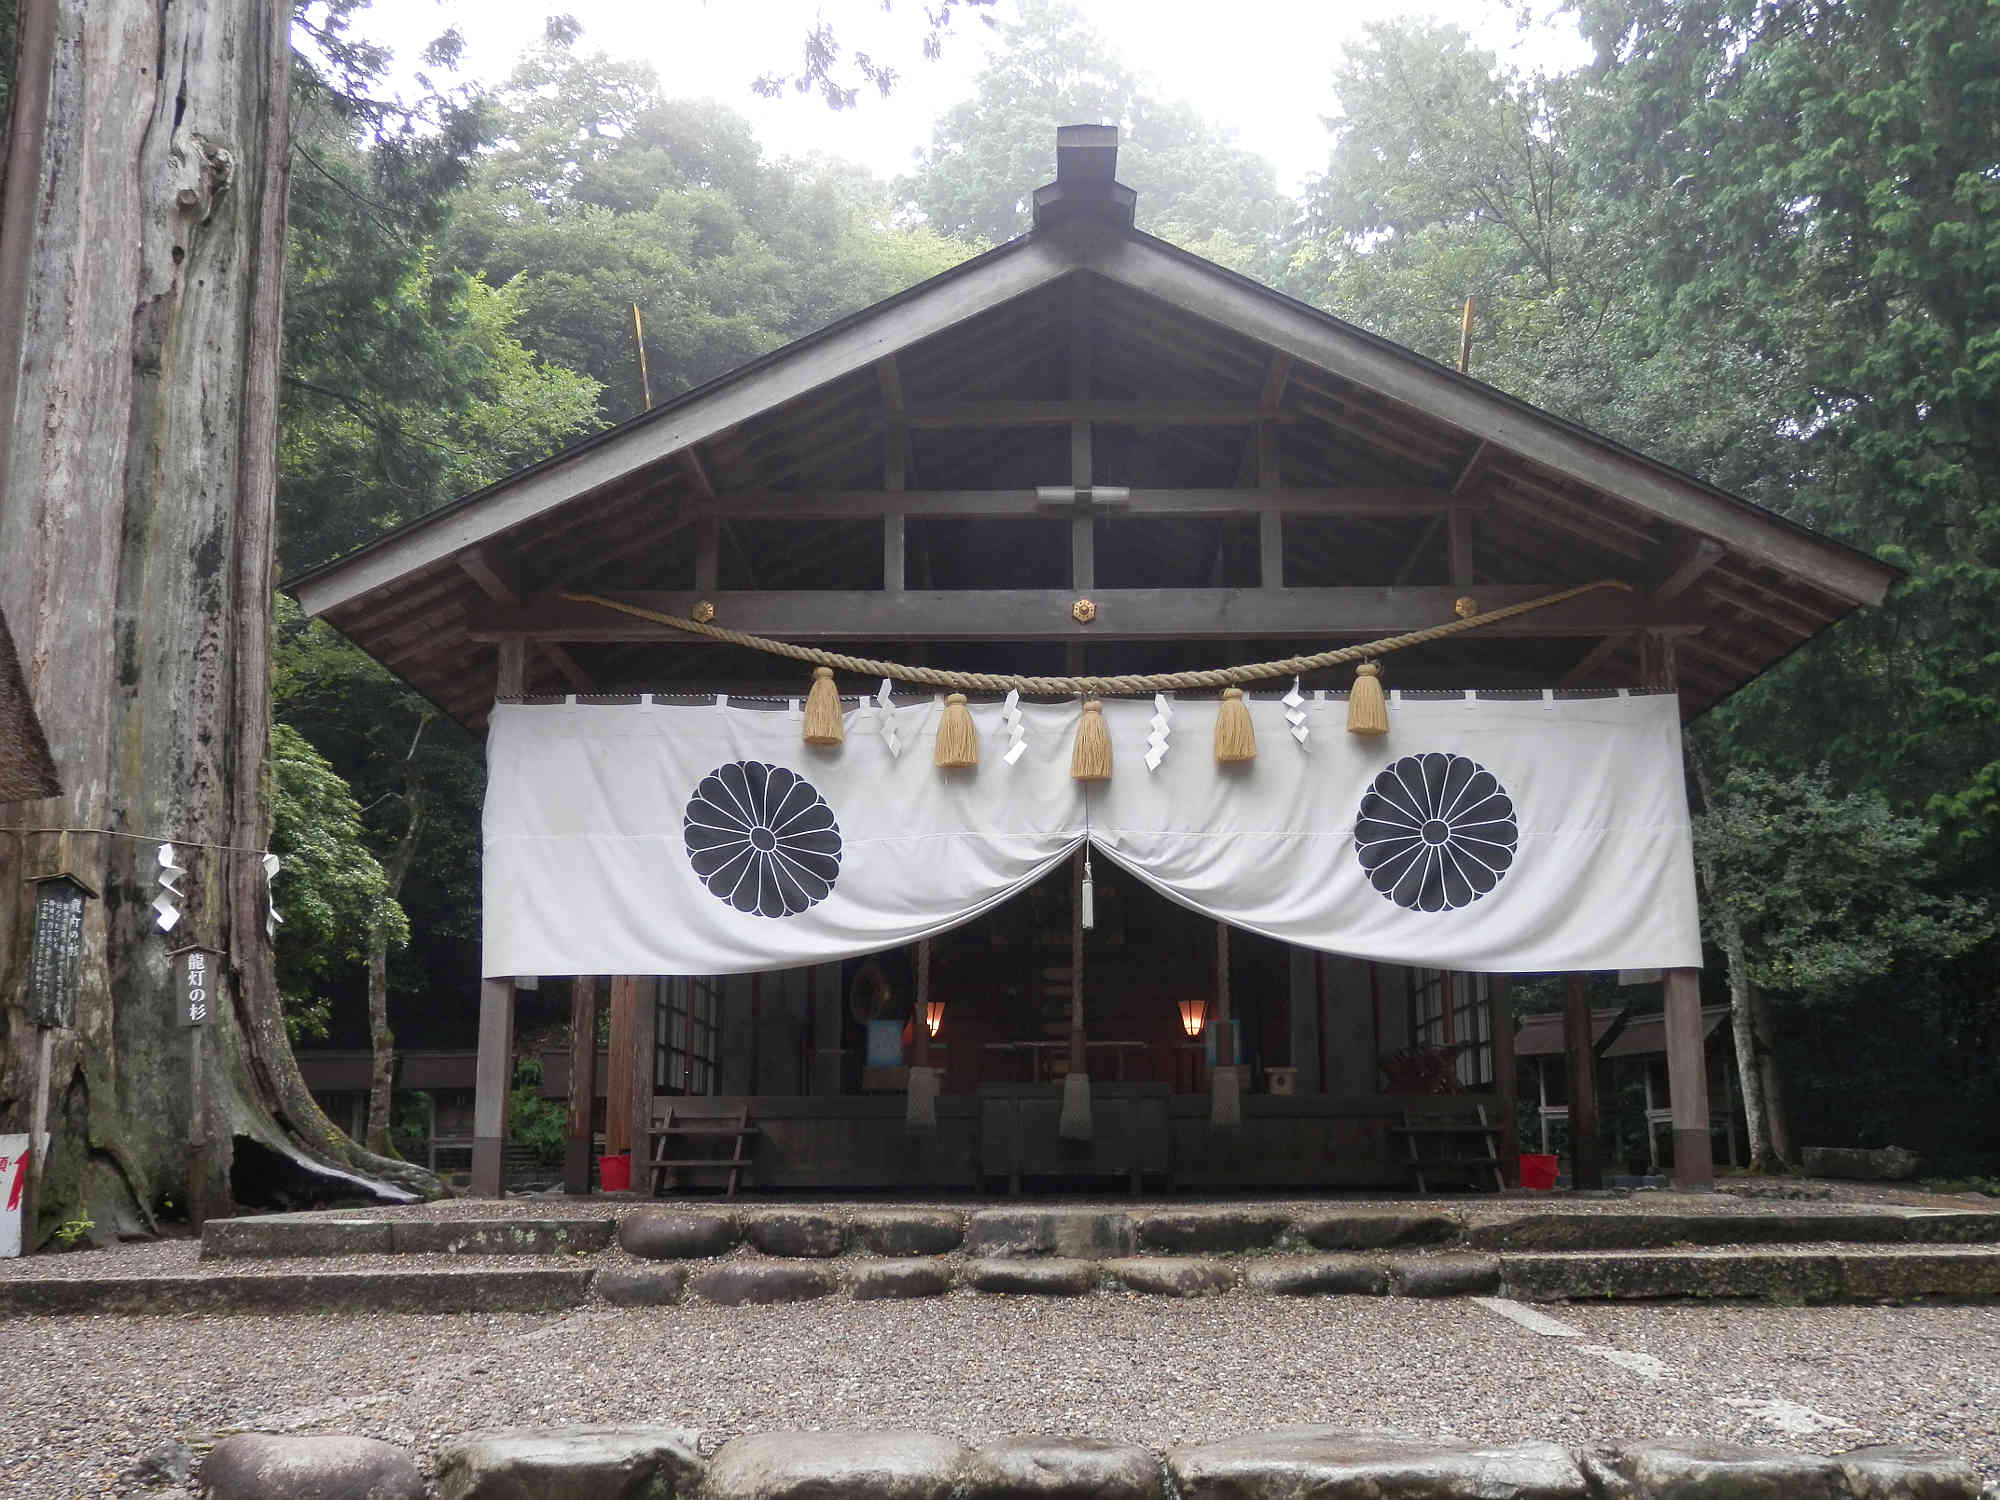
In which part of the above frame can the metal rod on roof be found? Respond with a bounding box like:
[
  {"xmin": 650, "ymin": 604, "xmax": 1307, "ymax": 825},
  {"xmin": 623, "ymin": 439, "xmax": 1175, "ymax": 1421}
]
[
  {"xmin": 1458, "ymin": 296, "xmax": 1477, "ymax": 374},
  {"xmin": 631, "ymin": 303, "xmax": 653, "ymax": 412}
]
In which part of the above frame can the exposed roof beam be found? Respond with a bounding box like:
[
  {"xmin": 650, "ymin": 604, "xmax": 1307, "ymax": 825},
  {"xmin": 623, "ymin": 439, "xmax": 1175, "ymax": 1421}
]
[
  {"xmin": 904, "ymin": 400, "xmax": 1296, "ymax": 430},
  {"xmin": 1563, "ymin": 539, "xmax": 1728, "ymax": 685},
  {"xmin": 689, "ymin": 487, "xmax": 1484, "ymax": 521},
  {"xmin": 455, "ymin": 545, "xmax": 521, "ymax": 608},
  {"xmin": 1083, "ymin": 234, "xmax": 1893, "ymax": 606},
  {"xmin": 538, "ymin": 642, "xmax": 595, "ymax": 691},
  {"xmin": 467, "ymin": 585, "xmax": 1696, "ymax": 645},
  {"xmin": 293, "ymin": 233, "xmax": 1085, "ymax": 616}
]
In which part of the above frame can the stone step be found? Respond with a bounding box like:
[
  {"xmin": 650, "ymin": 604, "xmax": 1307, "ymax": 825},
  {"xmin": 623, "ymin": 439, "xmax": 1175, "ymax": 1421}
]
[
  {"xmin": 1501, "ymin": 1245, "xmax": 2000, "ymax": 1304},
  {"xmin": 11, "ymin": 1244, "xmax": 1999, "ymax": 1317},
  {"xmin": 200, "ymin": 1214, "xmax": 615, "ymax": 1260},
  {"xmin": 0, "ymin": 1265, "xmax": 594, "ymax": 1317},
  {"xmin": 195, "ymin": 1203, "xmax": 2000, "ymax": 1266},
  {"xmin": 199, "ymin": 1425, "xmax": 1987, "ymax": 1500}
]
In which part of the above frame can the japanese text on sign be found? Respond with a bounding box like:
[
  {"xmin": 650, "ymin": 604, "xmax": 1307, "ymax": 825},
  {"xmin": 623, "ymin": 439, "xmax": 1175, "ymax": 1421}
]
[{"xmin": 182, "ymin": 949, "xmax": 215, "ymax": 1028}]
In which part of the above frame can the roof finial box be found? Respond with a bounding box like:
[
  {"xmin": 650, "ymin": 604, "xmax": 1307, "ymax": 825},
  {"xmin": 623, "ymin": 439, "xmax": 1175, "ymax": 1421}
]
[{"xmin": 1033, "ymin": 124, "xmax": 1137, "ymax": 229}]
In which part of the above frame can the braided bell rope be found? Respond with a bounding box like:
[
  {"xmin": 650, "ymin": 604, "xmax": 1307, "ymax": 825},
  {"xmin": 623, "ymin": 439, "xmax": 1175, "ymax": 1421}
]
[{"xmin": 557, "ymin": 579, "xmax": 1630, "ymax": 696}]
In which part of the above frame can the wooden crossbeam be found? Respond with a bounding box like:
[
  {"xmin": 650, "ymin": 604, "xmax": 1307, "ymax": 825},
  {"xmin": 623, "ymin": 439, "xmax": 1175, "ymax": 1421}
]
[
  {"xmin": 458, "ymin": 546, "xmax": 592, "ymax": 689},
  {"xmin": 1563, "ymin": 537, "xmax": 1726, "ymax": 685},
  {"xmin": 687, "ymin": 487, "xmax": 1483, "ymax": 520},
  {"xmin": 468, "ymin": 585, "xmax": 1696, "ymax": 645},
  {"xmin": 903, "ymin": 400, "xmax": 1296, "ymax": 430}
]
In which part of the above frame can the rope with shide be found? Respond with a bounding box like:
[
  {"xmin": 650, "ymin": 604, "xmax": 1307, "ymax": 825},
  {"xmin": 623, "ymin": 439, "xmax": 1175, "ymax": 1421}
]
[{"xmin": 557, "ymin": 578, "xmax": 1631, "ymax": 697}]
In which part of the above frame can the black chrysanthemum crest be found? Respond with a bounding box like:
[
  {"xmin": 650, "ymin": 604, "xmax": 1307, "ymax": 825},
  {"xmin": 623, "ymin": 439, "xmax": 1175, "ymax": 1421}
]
[
  {"xmin": 1354, "ymin": 751, "xmax": 1518, "ymax": 913},
  {"xmin": 684, "ymin": 761, "xmax": 842, "ymax": 919}
]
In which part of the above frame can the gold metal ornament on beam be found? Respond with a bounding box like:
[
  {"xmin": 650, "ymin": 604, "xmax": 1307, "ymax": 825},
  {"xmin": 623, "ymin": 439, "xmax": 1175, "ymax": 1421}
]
[
  {"xmin": 1071, "ymin": 598, "xmax": 1096, "ymax": 624},
  {"xmin": 1454, "ymin": 596, "xmax": 1479, "ymax": 620},
  {"xmin": 691, "ymin": 600, "xmax": 717, "ymax": 623}
]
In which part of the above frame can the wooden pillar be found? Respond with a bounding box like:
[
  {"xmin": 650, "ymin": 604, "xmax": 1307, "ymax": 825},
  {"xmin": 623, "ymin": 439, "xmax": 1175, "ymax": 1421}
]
[
  {"xmin": 1068, "ymin": 852, "xmax": 1088, "ymax": 1074},
  {"xmin": 1562, "ymin": 974, "xmax": 1602, "ymax": 1189},
  {"xmin": 605, "ymin": 975, "xmax": 642, "ymax": 1156},
  {"xmin": 1212, "ymin": 922, "xmax": 1234, "ymax": 1067},
  {"xmin": 563, "ymin": 976, "xmax": 601, "ymax": 1194},
  {"xmin": 630, "ymin": 980, "xmax": 654, "ymax": 1195},
  {"xmin": 1664, "ymin": 967, "xmax": 1715, "ymax": 1189},
  {"xmin": 1490, "ymin": 976, "xmax": 1518, "ymax": 1185},
  {"xmin": 470, "ymin": 977, "xmax": 516, "ymax": 1198}
]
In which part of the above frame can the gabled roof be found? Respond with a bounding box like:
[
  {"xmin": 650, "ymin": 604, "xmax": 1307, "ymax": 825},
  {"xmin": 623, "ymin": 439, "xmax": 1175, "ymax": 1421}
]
[
  {"xmin": 0, "ymin": 607, "xmax": 60, "ymax": 802},
  {"xmin": 291, "ymin": 131, "xmax": 1896, "ymax": 730}
]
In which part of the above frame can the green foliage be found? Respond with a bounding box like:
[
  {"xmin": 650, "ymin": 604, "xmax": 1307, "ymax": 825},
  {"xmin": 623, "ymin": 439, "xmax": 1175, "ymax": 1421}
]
[
  {"xmin": 1695, "ymin": 765, "xmax": 1990, "ymax": 1000},
  {"xmin": 900, "ymin": 0, "xmax": 1294, "ymax": 275},
  {"xmin": 507, "ymin": 1057, "xmax": 567, "ymax": 1165},
  {"xmin": 442, "ymin": 44, "xmax": 979, "ymax": 426},
  {"xmin": 52, "ymin": 1215, "xmax": 93, "ymax": 1249},
  {"xmin": 268, "ymin": 720, "xmax": 408, "ymax": 1042}
]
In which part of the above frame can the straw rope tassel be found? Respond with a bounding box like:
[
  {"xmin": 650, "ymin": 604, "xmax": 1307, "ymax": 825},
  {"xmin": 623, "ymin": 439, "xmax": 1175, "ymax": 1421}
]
[
  {"xmin": 1346, "ymin": 661, "xmax": 1389, "ymax": 736},
  {"xmin": 1070, "ymin": 698, "xmax": 1112, "ymax": 782},
  {"xmin": 803, "ymin": 666, "xmax": 844, "ymax": 745},
  {"xmin": 934, "ymin": 692, "xmax": 978, "ymax": 769},
  {"xmin": 1213, "ymin": 686, "xmax": 1256, "ymax": 763}
]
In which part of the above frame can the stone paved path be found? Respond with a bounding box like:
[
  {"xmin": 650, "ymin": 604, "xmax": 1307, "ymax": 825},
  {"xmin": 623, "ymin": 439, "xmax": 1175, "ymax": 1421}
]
[{"xmin": 5, "ymin": 1293, "xmax": 1994, "ymax": 1497}]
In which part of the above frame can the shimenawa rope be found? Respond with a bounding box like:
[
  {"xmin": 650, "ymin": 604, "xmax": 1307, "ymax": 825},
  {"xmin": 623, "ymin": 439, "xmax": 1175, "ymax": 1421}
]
[{"xmin": 557, "ymin": 579, "xmax": 1630, "ymax": 696}]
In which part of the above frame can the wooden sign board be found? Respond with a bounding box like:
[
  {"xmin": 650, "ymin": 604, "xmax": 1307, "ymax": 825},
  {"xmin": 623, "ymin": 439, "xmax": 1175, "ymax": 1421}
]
[
  {"xmin": 176, "ymin": 947, "xmax": 221, "ymax": 1028},
  {"xmin": 26, "ymin": 875, "xmax": 91, "ymax": 1029}
]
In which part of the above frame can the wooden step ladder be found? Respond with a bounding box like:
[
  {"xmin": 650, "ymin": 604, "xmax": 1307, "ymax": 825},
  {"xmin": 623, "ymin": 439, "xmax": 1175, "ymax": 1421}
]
[
  {"xmin": 1390, "ymin": 1103, "xmax": 1506, "ymax": 1194},
  {"xmin": 644, "ymin": 1104, "xmax": 757, "ymax": 1198}
]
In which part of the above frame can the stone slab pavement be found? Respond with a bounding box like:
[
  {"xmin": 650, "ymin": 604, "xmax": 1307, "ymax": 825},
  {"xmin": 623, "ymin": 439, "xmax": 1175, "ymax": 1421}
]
[{"xmin": 3, "ymin": 1291, "xmax": 1993, "ymax": 1497}]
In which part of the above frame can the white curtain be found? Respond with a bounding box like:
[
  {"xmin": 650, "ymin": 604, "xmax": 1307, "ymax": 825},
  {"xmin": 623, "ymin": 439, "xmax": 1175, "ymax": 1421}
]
[{"xmin": 483, "ymin": 690, "xmax": 1699, "ymax": 978}]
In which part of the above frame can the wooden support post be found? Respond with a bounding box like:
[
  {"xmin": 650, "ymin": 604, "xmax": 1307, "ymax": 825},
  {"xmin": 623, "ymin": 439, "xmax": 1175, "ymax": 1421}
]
[
  {"xmin": 1663, "ymin": 967, "xmax": 1715, "ymax": 1190},
  {"xmin": 1070, "ymin": 274, "xmax": 1094, "ymax": 592},
  {"xmin": 495, "ymin": 635, "xmax": 526, "ymax": 700},
  {"xmin": 630, "ymin": 981, "xmax": 654, "ymax": 1196},
  {"xmin": 1068, "ymin": 852, "xmax": 1087, "ymax": 1075},
  {"xmin": 1490, "ymin": 976, "xmax": 1518, "ymax": 1185},
  {"xmin": 1213, "ymin": 922, "xmax": 1234, "ymax": 1068},
  {"xmin": 470, "ymin": 977, "xmax": 516, "ymax": 1198},
  {"xmin": 1447, "ymin": 507, "xmax": 1475, "ymax": 588},
  {"xmin": 1562, "ymin": 974, "xmax": 1602, "ymax": 1189},
  {"xmin": 913, "ymin": 940, "xmax": 932, "ymax": 1070},
  {"xmin": 563, "ymin": 976, "xmax": 601, "ymax": 1194},
  {"xmin": 605, "ymin": 975, "xmax": 640, "ymax": 1157},
  {"xmin": 694, "ymin": 515, "xmax": 719, "ymax": 594}
]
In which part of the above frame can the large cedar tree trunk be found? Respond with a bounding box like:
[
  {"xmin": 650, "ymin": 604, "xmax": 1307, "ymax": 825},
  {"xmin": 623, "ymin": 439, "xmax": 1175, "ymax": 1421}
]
[{"xmin": 0, "ymin": 0, "xmax": 439, "ymax": 1246}]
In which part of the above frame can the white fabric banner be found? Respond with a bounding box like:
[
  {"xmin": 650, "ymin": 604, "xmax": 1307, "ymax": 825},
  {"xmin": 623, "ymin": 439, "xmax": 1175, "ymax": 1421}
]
[{"xmin": 483, "ymin": 690, "xmax": 1700, "ymax": 979}]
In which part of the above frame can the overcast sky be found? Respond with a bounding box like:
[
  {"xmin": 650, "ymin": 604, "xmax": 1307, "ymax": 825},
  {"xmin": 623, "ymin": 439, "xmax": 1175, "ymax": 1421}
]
[{"xmin": 354, "ymin": 0, "xmax": 1592, "ymax": 195}]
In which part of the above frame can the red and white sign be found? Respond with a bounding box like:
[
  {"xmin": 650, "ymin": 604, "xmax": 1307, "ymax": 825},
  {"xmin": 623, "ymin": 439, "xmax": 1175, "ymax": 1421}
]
[{"xmin": 0, "ymin": 1133, "xmax": 31, "ymax": 1258}]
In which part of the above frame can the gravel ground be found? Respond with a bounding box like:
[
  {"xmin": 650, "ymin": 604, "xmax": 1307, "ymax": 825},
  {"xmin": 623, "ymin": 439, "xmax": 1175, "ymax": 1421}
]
[{"xmin": 2, "ymin": 1294, "xmax": 1995, "ymax": 1499}]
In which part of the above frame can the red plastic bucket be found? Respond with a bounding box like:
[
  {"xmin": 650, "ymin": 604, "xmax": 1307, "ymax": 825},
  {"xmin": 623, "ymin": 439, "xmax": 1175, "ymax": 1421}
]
[
  {"xmin": 1519, "ymin": 1153, "xmax": 1558, "ymax": 1191},
  {"xmin": 598, "ymin": 1153, "xmax": 631, "ymax": 1192}
]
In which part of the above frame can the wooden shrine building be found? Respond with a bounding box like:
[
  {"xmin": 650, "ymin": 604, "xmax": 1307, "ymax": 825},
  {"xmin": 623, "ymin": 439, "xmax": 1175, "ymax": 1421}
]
[{"xmin": 291, "ymin": 128, "xmax": 1895, "ymax": 1199}]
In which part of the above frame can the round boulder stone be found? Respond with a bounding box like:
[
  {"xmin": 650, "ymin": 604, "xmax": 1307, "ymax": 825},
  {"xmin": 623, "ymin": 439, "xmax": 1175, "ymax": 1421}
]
[
  {"xmin": 596, "ymin": 1265, "xmax": 688, "ymax": 1306},
  {"xmin": 851, "ymin": 1260, "xmax": 954, "ymax": 1300},
  {"xmin": 853, "ymin": 1210, "xmax": 965, "ymax": 1257},
  {"xmin": 744, "ymin": 1211, "xmax": 846, "ymax": 1258},
  {"xmin": 1584, "ymin": 1441, "xmax": 1847, "ymax": 1500},
  {"xmin": 1243, "ymin": 1255, "xmax": 1388, "ymax": 1297},
  {"xmin": 708, "ymin": 1431, "xmax": 967, "ymax": 1500},
  {"xmin": 690, "ymin": 1263, "xmax": 837, "ymax": 1306},
  {"xmin": 964, "ymin": 1437, "xmax": 1162, "ymax": 1500},
  {"xmin": 1385, "ymin": 1252, "xmax": 1500, "ymax": 1297},
  {"xmin": 964, "ymin": 1258, "xmax": 1096, "ymax": 1296},
  {"xmin": 618, "ymin": 1211, "xmax": 737, "ymax": 1260},
  {"xmin": 436, "ymin": 1425, "xmax": 703, "ymax": 1500},
  {"xmin": 1101, "ymin": 1257, "xmax": 1237, "ymax": 1296},
  {"xmin": 203, "ymin": 1433, "xmax": 423, "ymax": 1500}
]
